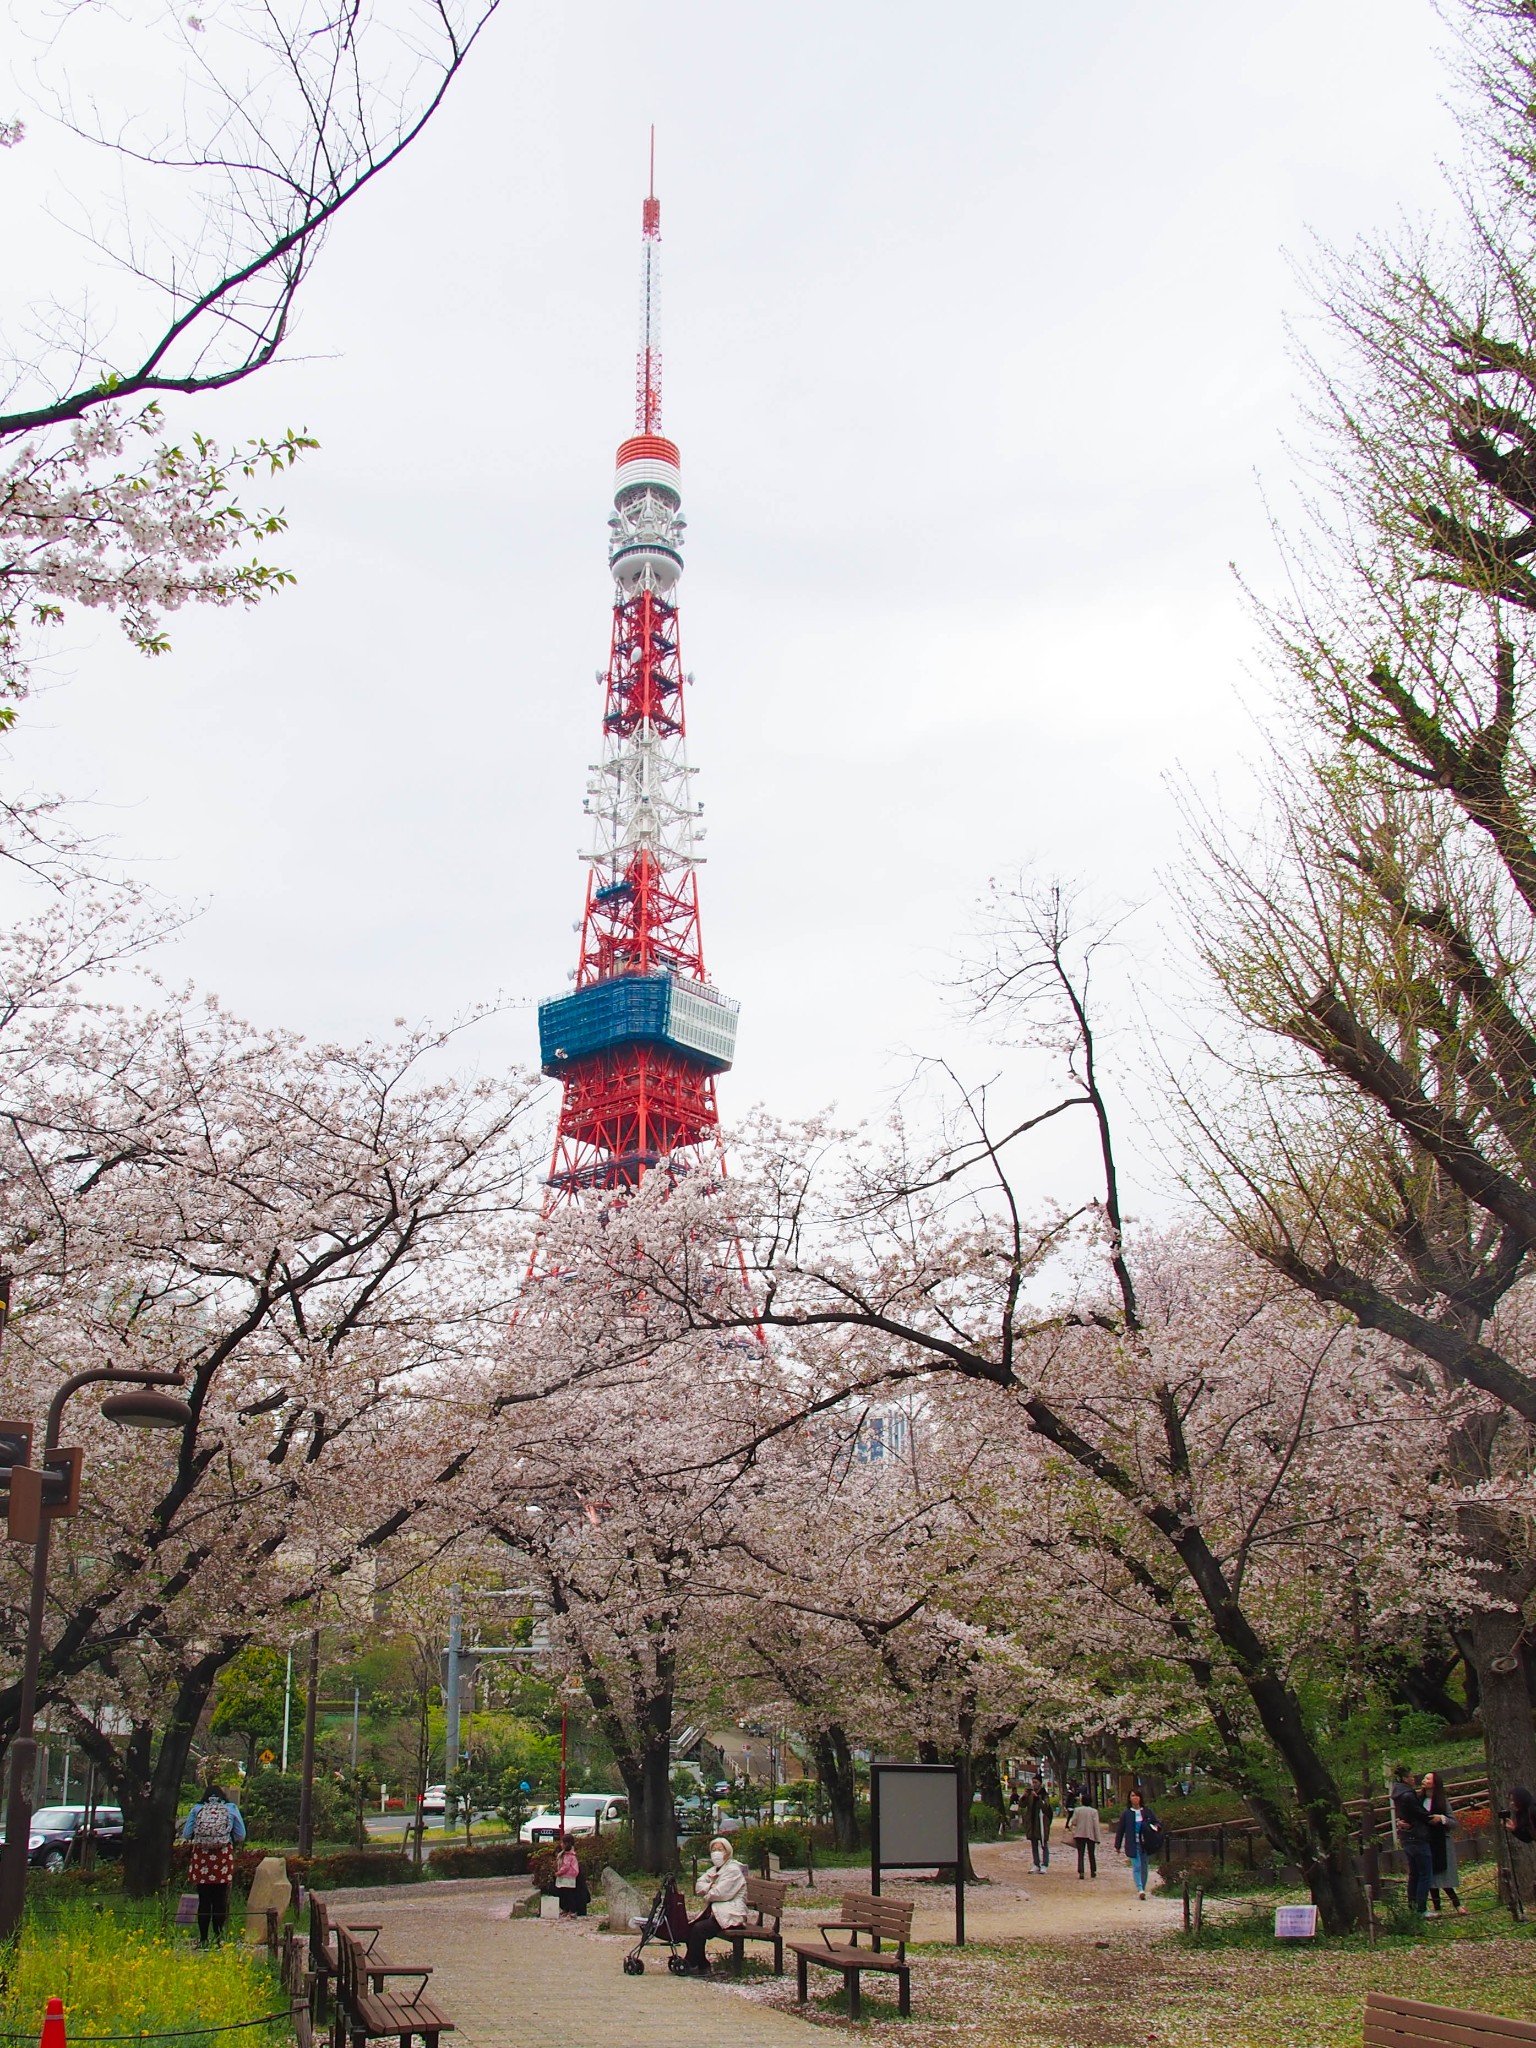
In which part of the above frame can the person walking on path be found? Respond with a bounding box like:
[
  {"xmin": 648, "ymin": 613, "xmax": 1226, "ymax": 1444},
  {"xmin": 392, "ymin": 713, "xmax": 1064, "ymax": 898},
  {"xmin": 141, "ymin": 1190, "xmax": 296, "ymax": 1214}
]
[
  {"xmin": 181, "ymin": 1785, "xmax": 246, "ymax": 1945},
  {"xmin": 1421, "ymin": 1772, "xmax": 1466, "ymax": 1915},
  {"xmin": 1022, "ymin": 1777, "xmax": 1055, "ymax": 1872},
  {"xmin": 1113, "ymin": 1790, "xmax": 1161, "ymax": 1899},
  {"xmin": 1391, "ymin": 1765, "xmax": 1434, "ymax": 1914},
  {"xmin": 553, "ymin": 1836, "xmax": 589, "ymax": 1916},
  {"xmin": 683, "ymin": 1835, "xmax": 749, "ymax": 1970},
  {"xmin": 1067, "ymin": 1795, "xmax": 1101, "ymax": 1879}
]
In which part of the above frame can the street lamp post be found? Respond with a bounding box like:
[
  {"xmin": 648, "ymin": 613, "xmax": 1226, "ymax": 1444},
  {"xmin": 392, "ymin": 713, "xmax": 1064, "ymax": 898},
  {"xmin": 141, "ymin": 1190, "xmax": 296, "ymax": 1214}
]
[{"xmin": 0, "ymin": 1364, "xmax": 192, "ymax": 1940}]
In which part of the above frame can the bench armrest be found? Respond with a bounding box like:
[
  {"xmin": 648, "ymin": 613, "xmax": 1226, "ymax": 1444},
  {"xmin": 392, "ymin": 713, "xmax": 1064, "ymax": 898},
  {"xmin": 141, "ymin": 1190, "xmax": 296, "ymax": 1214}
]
[
  {"xmin": 366, "ymin": 1965, "xmax": 433, "ymax": 1993},
  {"xmin": 819, "ymin": 1922, "xmax": 868, "ymax": 1950}
]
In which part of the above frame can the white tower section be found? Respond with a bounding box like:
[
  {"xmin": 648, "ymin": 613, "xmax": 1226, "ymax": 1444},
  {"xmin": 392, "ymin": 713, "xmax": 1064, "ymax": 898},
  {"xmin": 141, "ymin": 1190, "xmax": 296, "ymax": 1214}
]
[{"xmin": 581, "ymin": 435, "xmax": 705, "ymax": 879}]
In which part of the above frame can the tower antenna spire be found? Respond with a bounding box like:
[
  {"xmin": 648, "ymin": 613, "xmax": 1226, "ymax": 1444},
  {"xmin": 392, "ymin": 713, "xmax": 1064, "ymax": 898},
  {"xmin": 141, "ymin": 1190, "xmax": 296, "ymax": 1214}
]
[{"xmin": 637, "ymin": 135, "xmax": 662, "ymax": 433}]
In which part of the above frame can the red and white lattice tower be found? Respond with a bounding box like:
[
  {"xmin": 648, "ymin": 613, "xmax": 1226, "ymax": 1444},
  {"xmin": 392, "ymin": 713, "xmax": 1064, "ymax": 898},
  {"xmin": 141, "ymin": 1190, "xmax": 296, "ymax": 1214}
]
[{"xmin": 536, "ymin": 162, "xmax": 739, "ymax": 1194}]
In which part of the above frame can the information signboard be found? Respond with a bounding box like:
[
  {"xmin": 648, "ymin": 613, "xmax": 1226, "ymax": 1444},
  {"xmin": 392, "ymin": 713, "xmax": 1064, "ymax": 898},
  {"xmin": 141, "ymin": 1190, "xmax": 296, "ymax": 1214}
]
[
  {"xmin": 1274, "ymin": 1904, "xmax": 1318, "ymax": 1938},
  {"xmin": 870, "ymin": 1762, "xmax": 966, "ymax": 1945}
]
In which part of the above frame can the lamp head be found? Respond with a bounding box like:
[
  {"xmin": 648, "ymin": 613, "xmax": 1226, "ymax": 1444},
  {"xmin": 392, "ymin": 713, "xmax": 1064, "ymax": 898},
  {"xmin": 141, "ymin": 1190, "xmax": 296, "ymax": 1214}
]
[{"xmin": 99, "ymin": 1390, "xmax": 193, "ymax": 1431}]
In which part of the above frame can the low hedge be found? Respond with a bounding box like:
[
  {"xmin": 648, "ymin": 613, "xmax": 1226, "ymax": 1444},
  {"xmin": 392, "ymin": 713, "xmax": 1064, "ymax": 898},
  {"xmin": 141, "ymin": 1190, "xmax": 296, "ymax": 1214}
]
[
  {"xmin": 295, "ymin": 1849, "xmax": 426, "ymax": 1888},
  {"xmin": 732, "ymin": 1822, "xmax": 810, "ymax": 1869},
  {"xmin": 427, "ymin": 1843, "xmax": 530, "ymax": 1879}
]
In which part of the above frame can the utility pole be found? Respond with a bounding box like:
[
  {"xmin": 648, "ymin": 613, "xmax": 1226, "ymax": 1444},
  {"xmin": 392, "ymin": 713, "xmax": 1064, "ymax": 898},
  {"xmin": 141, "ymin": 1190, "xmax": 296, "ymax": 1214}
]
[
  {"xmin": 351, "ymin": 1683, "xmax": 361, "ymax": 1771},
  {"xmin": 444, "ymin": 1586, "xmax": 463, "ymax": 1825},
  {"xmin": 281, "ymin": 1647, "xmax": 293, "ymax": 1772},
  {"xmin": 296, "ymin": 1628, "xmax": 320, "ymax": 1857}
]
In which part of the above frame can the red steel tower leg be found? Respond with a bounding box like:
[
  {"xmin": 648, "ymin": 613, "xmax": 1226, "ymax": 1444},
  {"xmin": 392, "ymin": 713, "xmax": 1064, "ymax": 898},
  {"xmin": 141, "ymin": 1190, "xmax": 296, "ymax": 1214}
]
[{"xmin": 538, "ymin": 162, "xmax": 739, "ymax": 1197}]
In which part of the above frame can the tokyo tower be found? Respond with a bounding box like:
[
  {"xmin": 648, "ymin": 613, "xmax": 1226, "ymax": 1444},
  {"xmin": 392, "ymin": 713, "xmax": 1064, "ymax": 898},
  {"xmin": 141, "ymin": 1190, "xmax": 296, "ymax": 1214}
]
[{"xmin": 536, "ymin": 159, "xmax": 739, "ymax": 1194}]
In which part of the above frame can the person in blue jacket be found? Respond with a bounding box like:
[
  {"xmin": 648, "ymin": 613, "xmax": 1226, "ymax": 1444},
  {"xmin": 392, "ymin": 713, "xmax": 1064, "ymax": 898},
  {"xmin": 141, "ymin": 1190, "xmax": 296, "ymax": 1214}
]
[
  {"xmin": 1113, "ymin": 1789, "xmax": 1161, "ymax": 1899},
  {"xmin": 182, "ymin": 1785, "xmax": 247, "ymax": 1944}
]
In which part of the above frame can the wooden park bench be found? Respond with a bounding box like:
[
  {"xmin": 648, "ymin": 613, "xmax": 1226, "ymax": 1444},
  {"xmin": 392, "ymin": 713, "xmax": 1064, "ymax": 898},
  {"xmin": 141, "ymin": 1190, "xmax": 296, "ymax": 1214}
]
[
  {"xmin": 1366, "ymin": 1994, "xmax": 1536, "ymax": 2048},
  {"xmin": 787, "ymin": 1891, "xmax": 914, "ymax": 2020},
  {"xmin": 335, "ymin": 1928, "xmax": 455, "ymax": 2048},
  {"xmin": 709, "ymin": 1875, "xmax": 789, "ymax": 1975},
  {"xmin": 309, "ymin": 1895, "xmax": 386, "ymax": 2021}
]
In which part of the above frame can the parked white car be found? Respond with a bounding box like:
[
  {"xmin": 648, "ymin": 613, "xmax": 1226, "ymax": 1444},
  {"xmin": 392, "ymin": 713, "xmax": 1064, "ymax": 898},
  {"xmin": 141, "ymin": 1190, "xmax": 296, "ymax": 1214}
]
[
  {"xmin": 519, "ymin": 1793, "xmax": 627, "ymax": 1844},
  {"xmin": 419, "ymin": 1785, "xmax": 448, "ymax": 1817}
]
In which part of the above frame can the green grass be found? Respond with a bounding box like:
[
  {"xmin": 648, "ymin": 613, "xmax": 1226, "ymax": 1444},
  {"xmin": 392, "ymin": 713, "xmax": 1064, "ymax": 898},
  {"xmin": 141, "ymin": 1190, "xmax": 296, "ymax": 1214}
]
[{"xmin": 1, "ymin": 1887, "xmax": 287, "ymax": 2048}]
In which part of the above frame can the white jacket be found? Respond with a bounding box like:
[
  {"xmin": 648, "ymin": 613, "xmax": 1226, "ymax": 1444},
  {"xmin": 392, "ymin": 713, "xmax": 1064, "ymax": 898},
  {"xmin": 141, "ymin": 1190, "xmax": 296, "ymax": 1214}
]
[
  {"xmin": 694, "ymin": 1855, "xmax": 748, "ymax": 1926},
  {"xmin": 1068, "ymin": 1804, "xmax": 1102, "ymax": 1843}
]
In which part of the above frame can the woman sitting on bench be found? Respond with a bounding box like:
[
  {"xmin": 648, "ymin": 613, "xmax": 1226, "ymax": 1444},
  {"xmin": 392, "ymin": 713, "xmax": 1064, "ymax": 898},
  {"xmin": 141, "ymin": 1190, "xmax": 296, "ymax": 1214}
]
[{"xmin": 684, "ymin": 1837, "xmax": 748, "ymax": 1970}]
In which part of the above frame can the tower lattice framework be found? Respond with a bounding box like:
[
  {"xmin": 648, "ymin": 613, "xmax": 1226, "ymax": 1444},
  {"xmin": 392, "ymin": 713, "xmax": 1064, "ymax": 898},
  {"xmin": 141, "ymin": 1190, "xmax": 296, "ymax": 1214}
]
[{"xmin": 537, "ymin": 169, "xmax": 739, "ymax": 1195}]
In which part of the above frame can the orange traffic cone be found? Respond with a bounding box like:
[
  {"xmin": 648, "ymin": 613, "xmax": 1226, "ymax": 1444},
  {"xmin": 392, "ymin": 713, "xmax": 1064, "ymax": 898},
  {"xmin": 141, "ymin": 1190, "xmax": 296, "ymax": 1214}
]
[{"xmin": 39, "ymin": 1997, "xmax": 65, "ymax": 2048}]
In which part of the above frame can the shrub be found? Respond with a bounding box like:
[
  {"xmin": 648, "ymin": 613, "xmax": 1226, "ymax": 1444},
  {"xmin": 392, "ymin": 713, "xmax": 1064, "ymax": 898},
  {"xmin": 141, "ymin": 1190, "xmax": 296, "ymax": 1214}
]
[
  {"xmin": 428, "ymin": 1843, "xmax": 531, "ymax": 1879},
  {"xmin": 733, "ymin": 1822, "xmax": 810, "ymax": 1869},
  {"xmin": 301, "ymin": 1848, "xmax": 426, "ymax": 1888},
  {"xmin": 808, "ymin": 1818, "xmax": 868, "ymax": 1853},
  {"xmin": 967, "ymin": 1803, "xmax": 1003, "ymax": 1839}
]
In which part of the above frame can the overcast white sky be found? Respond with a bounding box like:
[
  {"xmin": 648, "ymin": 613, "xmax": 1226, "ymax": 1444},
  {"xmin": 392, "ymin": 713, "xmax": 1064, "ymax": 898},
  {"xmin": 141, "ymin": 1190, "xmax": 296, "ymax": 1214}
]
[{"xmin": 2, "ymin": 0, "xmax": 1457, "ymax": 1199}]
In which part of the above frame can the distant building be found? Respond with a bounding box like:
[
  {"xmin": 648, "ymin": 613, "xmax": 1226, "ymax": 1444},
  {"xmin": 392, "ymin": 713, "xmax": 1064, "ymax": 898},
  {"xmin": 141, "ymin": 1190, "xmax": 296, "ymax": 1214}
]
[{"xmin": 853, "ymin": 1408, "xmax": 910, "ymax": 1464}]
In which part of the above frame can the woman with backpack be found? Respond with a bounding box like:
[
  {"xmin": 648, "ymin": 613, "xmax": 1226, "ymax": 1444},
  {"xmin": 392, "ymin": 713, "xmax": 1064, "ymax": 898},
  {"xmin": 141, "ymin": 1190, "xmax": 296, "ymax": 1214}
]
[{"xmin": 182, "ymin": 1785, "xmax": 247, "ymax": 1944}]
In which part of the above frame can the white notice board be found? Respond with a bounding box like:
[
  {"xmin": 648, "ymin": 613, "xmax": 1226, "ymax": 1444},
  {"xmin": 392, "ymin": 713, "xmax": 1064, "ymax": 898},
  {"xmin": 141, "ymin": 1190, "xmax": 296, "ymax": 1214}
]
[
  {"xmin": 1274, "ymin": 1905, "xmax": 1318, "ymax": 1938},
  {"xmin": 874, "ymin": 1766, "xmax": 961, "ymax": 1866}
]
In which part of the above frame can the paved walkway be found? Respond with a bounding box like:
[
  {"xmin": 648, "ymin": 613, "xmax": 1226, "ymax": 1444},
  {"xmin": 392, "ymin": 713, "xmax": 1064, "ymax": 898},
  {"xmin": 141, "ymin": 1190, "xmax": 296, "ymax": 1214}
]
[
  {"xmin": 896, "ymin": 1835, "xmax": 1186, "ymax": 1942},
  {"xmin": 348, "ymin": 1886, "xmax": 836, "ymax": 2048}
]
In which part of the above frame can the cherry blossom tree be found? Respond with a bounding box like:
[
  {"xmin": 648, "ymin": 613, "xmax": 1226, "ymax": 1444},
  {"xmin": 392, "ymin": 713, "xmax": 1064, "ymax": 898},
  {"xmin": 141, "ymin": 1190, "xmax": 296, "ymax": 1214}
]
[
  {"xmin": 0, "ymin": 984, "xmax": 538, "ymax": 1890},
  {"xmin": 520, "ymin": 890, "xmax": 1477, "ymax": 1933},
  {"xmin": 470, "ymin": 1240, "xmax": 775, "ymax": 1873}
]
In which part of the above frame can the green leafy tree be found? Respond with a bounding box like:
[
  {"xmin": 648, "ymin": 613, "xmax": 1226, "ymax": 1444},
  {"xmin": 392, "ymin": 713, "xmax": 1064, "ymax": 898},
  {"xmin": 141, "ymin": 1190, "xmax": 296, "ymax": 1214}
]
[{"xmin": 209, "ymin": 1648, "xmax": 291, "ymax": 1772}]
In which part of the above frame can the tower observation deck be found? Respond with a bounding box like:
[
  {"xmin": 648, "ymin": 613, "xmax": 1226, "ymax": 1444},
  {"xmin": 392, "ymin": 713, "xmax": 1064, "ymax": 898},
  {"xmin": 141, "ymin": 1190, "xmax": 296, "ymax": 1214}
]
[{"xmin": 537, "ymin": 167, "xmax": 739, "ymax": 1193}]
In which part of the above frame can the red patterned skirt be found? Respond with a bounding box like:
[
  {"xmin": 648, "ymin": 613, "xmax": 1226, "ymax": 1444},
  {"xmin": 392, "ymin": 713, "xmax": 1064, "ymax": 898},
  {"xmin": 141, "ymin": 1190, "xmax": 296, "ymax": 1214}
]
[{"xmin": 188, "ymin": 1842, "xmax": 235, "ymax": 1886}]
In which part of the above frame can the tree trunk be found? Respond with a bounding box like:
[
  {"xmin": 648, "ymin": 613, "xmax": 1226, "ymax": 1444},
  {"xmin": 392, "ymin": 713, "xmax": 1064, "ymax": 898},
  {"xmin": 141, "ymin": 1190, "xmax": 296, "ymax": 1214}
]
[
  {"xmin": 1467, "ymin": 1605, "xmax": 1536, "ymax": 1891},
  {"xmin": 613, "ymin": 1713, "xmax": 677, "ymax": 1874},
  {"xmin": 1389, "ymin": 1650, "xmax": 1467, "ymax": 1727},
  {"xmin": 973, "ymin": 1749, "xmax": 1005, "ymax": 1816},
  {"xmin": 951, "ymin": 1750, "xmax": 980, "ymax": 1883},
  {"xmin": 812, "ymin": 1725, "xmax": 859, "ymax": 1851},
  {"xmin": 76, "ymin": 1653, "xmax": 225, "ymax": 1896},
  {"xmin": 1162, "ymin": 1522, "xmax": 1366, "ymax": 1933}
]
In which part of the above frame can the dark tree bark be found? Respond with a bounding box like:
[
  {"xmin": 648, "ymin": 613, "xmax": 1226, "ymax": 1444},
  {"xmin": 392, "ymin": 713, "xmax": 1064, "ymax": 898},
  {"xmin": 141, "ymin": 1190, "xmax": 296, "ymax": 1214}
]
[
  {"xmin": 973, "ymin": 1749, "xmax": 1005, "ymax": 1816},
  {"xmin": 811, "ymin": 1724, "xmax": 860, "ymax": 1852},
  {"xmin": 574, "ymin": 1650, "xmax": 678, "ymax": 1876},
  {"xmin": 1387, "ymin": 1649, "xmax": 1467, "ymax": 1728}
]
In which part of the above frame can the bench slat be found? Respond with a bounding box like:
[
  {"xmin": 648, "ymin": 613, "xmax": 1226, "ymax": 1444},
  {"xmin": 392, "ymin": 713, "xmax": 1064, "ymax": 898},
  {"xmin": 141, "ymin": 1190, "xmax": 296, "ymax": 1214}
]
[
  {"xmin": 1364, "ymin": 1995, "xmax": 1536, "ymax": 2047},
  {"xmin": 1367, "ymin": 2029, "xmax": 1536, "ymax": 2048},
  {"xmin": 1367, "ymin": 2025, "xmax": 1536, "ymax": 2048},
  {"xmin": 790, "ymin": 1944, "xmax": 908, "ymax": 1973}
]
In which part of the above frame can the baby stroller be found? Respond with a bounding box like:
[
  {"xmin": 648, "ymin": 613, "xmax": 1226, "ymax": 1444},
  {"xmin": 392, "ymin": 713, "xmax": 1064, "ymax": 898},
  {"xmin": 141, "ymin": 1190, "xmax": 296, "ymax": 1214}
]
[{"xmin": 623, "ymin": 1875, "xmax": 691, "ymax": 1975}]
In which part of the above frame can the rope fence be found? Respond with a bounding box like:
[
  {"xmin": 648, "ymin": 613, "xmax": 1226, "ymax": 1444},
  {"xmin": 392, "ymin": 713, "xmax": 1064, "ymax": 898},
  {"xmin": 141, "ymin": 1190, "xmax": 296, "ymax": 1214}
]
[{"xmin": 0, "ymin": 2014, "xmax": 294, "ymax": 2042}]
